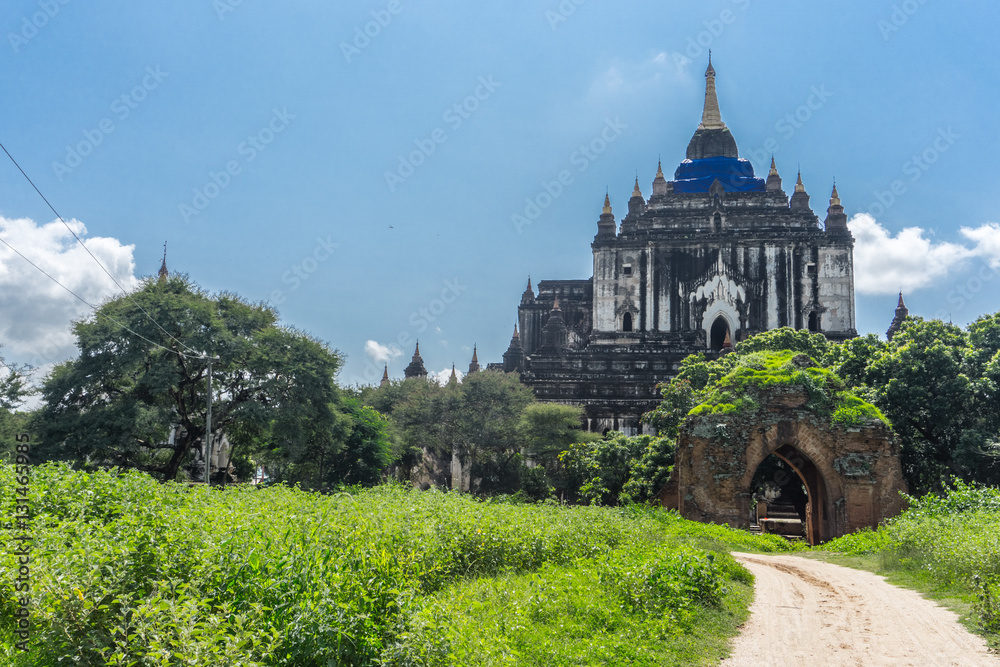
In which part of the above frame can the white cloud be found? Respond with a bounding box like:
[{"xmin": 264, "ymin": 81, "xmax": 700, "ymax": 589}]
[
  {"xmin": 429, "ymin": 366, "xmax": 462, "ymax": 386},
  {"xmin": 0, "ymin": 216, "xmax": 138, "ymax": 371},
  {"xmin": 961, "ymin": 222, "xmax": 1000, "ymax": 269},
  {"xmin": 588, "ymin": 51, "xmax": 680, "ymax": 99},
  {"xmin": 849, "ymin": 213, "xmax": 975, "ymax": 295},
  {"xmin": 364, "ymin": 340, "xmax": 402, "ymax": 365}
]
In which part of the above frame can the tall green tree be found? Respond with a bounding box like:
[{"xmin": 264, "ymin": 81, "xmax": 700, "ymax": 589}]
[
  {"xmin": 35, "ymin": 275, "xmax": 345, "ymax": 482},
  {"xmin": 0, "ymin": 349, "xmax": 32, "ymax": 462},
  {"xmin": 868, "ymin": 316, "xmax": 1000, "ymax": 491},
  {"xmin": 519, "ymin": 403, "xmax": 590, "ymax": 459}
]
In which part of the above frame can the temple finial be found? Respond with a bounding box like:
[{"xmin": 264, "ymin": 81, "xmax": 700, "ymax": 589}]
[
  {"xmin": 769, "ymin": 156, "xmax": 778, "ymax": 176},
  {"xmin": 158, "ymin": 241, "xmax": 168, "ymax": 283},
  {"xmin": 795, "ymin": 170, "xmax": 805, "ymax": 193},
  {"xmin": 699, "ymin": 55, "xmax": 724, "ymax": 130},
  {"xmin": 830, "ymin": 182, "xmax": 841, "ymax": 206},
  {"xmin": 632, "ymin": 176, "xmax": 642, "ymax": 198},
  {"xmin": 602, "ymin": 192, "xmax": 612, "ymax": 214}
]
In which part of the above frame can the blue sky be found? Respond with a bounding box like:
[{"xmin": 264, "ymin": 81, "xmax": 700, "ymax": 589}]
[{"xmin": 1, "ymin": 0, "xmax": 999, "ymax": 387}]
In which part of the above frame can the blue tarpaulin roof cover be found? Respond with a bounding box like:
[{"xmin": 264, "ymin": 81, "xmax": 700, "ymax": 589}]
[{"xmin": 672, "ymin": 157, "xmax": 766, "ymax": 193}]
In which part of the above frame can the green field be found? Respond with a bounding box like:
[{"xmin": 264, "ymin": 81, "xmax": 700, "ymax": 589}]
[
  {"xmin": 6, "ymin": 464, "xmax": 1000, "ymax": 664},
  {"xmin": 0, "ymin": 464, "xmax": 791, "ymax": 666}
]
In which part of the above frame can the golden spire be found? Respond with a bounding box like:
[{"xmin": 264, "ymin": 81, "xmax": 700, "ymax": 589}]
[
  {"xmin": 830, "ymin": 183, "xmax": 841, "ymax": 206},
  {"xmin": 698, "ymin": 54, "xmax": 725, "ymax": 130},
  {"xmin": 655, "ymin": 159, "xmax": 664, "ymax": 179},
  {"xmin": 769, "ymin": 156, "xmax": 778, "ymax": 177},
  {"xmin": 794, "ymin": 170, "xmax": 805, "ymax": 193},
  {"xmin": 602, "ymin": 192, "xmax": 612, "ymax": 215},
  {"xmin": 157, "ymin": 241, "xmax": 168, "ymax": 283},
  {"xmin": 632, "ymin": 176, "xmax": 642, "ymax": 198},
  {"xmin": 553, "ymin": 295, "xmax": 561, "ymax": 310},
  {"xmin": 512, "ymin": 322, "xmax": 520, "ymax": 339}
]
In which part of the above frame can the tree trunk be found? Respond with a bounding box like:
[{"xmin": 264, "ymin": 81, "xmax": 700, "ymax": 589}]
[{"xmin": 160, "ymin": 438, "xmax": 191, "ymax": 482}]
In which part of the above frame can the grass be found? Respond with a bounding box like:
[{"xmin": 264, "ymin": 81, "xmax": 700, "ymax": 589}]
[{"xmin": 0, "ymin": 463, "xmax": 792, "ymax": 666}]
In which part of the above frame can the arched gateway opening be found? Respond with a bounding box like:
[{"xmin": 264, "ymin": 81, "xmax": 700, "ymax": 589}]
[
  {"xmin": 749, "ymin": 445, "xmax": 828, "ymax": 545},
  {"xmin": 710, "ymin": 316, "xmax": 730, "ymax": 351}
]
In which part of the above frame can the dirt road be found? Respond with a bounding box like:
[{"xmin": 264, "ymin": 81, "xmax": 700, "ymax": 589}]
[{"xmin": 720, "ymin": 552, "xmax": 997, "ymax": 667}]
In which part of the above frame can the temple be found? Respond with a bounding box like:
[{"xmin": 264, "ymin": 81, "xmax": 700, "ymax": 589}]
[{"xmin": 491, "ymin": 57, "xmax": 857, "ymax": 434}]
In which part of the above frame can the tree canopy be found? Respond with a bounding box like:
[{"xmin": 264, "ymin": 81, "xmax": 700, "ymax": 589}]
[
  {"xmin": 647, "ymin": 317, "xmax": 1000, "ymax": 495},
  {"xmin": 35, "ymin": 275, "xmax": 389, "ymax": 486}
]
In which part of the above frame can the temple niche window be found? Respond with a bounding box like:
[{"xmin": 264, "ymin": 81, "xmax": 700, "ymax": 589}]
[
  {"xmin": 712, "ymin": 212, "xmax": 722, "ymax": 232},
  {"xmin": 808, "ymin": 311, "xmax": 820, "ymax": 332},
  {"xmin": 623, "ymin": 264, "xmax": 632, "ymax": 277},
  {"xmin": 710, "ymin": 316, "xmax": 730, "ymax": 350},
  {"xmin": 622, "ymin": 312, "xmax": 633, "ymax": 332}
]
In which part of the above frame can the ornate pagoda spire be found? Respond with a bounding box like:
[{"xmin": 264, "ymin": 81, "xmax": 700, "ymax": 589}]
[
  {"xmin": 766, "ymin": 156, "xmax": 783, "ymax": 192},
  {"xmin": 380, "ymin": 364, "xmax": 390, "ymax": 387},
  {"xmin": 521, "ymin": 275, "xmax": 536, "ymax": 305},
  {"xmin": 158, "ymin": 242, "xmax": 168, "ymax": 283},
  {"xmin": 698, "ymin": 52, "xmax": 726, "ymax": 130},
  {"xmin": 686, "ymin": 55, "xmax": 737, "ymax": 159},
  {"xmin": 790, "ymin": 170, "xmax": 811, "ymax": 211},
  {"xmin": 628, "ymin": 175, "xmax": 647, "ymax": 217},
  {"xmin": 596, "ymin": 192, "xmax": 617, "ymax": 239},
  {"xmin": 824, "ymin": 182, "xmax": 849, "ymax": 235},
  {"xmin": 468, "ymin": 345, "xmax": 481, "ymax": 374},
  {"xmin": 403, "ymin": 341, "xmax": 428, "ymax": 379},
  {"xmin": 448, "ymin": 363, "xmax": 458, "ymax": 384},
  {"xmin": 652, "ymin": 158, "xmax": 670, "ymax": 197},
  {"xmin": 887, "ymin": 292, "xmax": 910, "ymax": 341},
  {"xmin": 538, "ymin": 295, "xmax": 568, "ymax": 354},
  {"xmin": 502, "ymin": 322, "xmax": 525, "ymax": 373}
]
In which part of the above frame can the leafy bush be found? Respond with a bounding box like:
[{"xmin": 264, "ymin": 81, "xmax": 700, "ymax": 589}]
[
  {"xmin": 823, "ymin": 481, "xmax": 1000, "ymax": 637},
  {"xmin": 0, "ymin": 463, "xmax": 789, "ymax": 666}
]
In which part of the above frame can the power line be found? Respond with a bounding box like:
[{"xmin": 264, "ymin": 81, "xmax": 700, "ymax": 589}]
[
  {"xmin": 0, "ymin": 139, "xmax": 202, "ymax": 357},
  {"xmin": 0, "ymin": 235, "xmax": 201, "ymax": 360}
]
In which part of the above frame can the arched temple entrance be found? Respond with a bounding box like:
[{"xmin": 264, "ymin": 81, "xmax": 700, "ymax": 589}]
[
  {"xmin": 665, "ymin": 387, "xmax": 907, "ymax": 544},
  {"xmin": 710, "ymin": 316, "xmax": 730, "ymax": 351},
  {"xmin": 748, "ymin": 445, "xmax": 829, "ymax": 545}
]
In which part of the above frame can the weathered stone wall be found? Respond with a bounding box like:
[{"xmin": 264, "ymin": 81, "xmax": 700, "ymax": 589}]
[{"xmin": 669, "ymin": 387, "xmax": 906, "ymax": 544}]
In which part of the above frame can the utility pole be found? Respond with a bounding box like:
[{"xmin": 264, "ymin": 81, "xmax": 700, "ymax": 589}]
[{"xmin": 204, "ymin": 354, "xmax": 217, "ymax": 486}]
